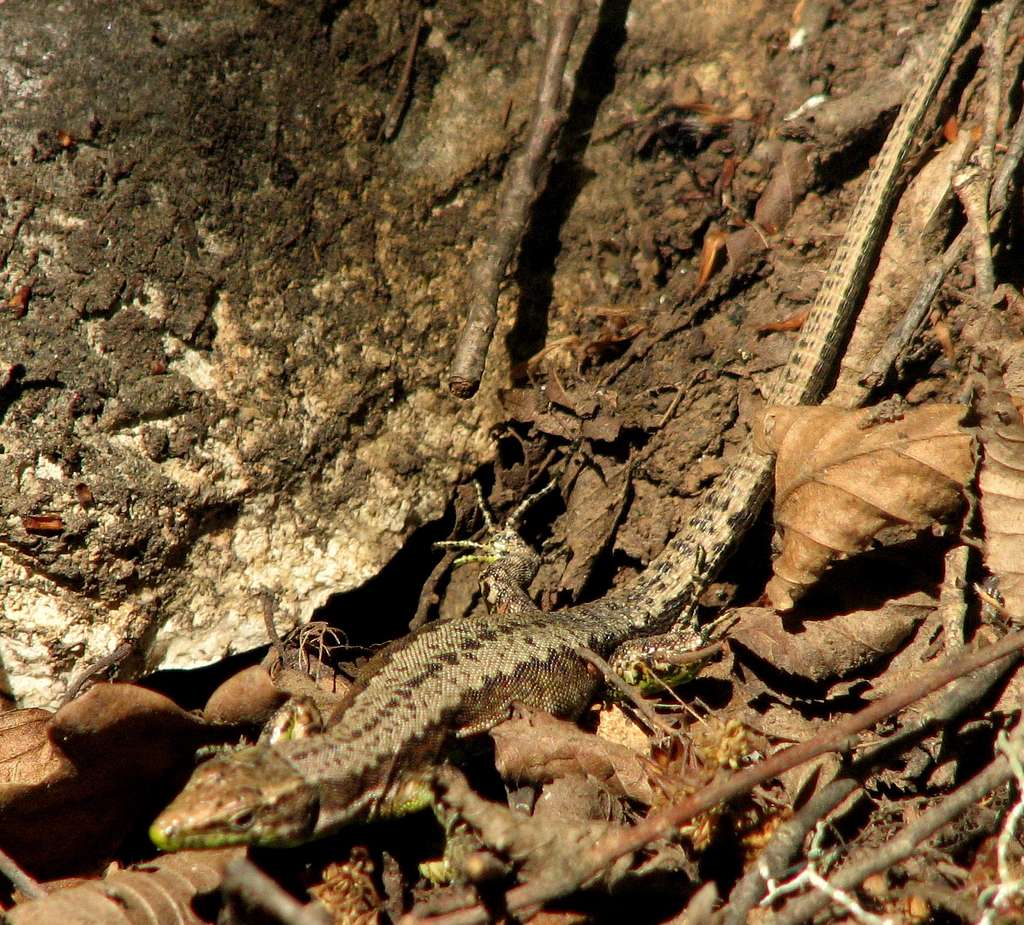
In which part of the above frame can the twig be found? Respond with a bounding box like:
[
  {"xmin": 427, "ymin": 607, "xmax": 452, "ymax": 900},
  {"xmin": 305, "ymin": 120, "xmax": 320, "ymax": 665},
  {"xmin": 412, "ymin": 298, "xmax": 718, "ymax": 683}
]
[
  {"xmin": 718, "ymin": 648, "xmax": 1021, "ymax": 924},
  {"xmin": 978, "ymin": 729, "xmax": 1024, "ymax": 924},
  {"xmin": 380, "ymin": 8, "xmax": 425, "ymax": 141},
  {"xmin": 988, "ymin": 82, "xmax": 1024, "ymax": 214},
  {"xmin": 763, "ymin": 848, "xmax": 897, "ymax": 925},
  {"xmin": 259, "ymin": 587, "xmax": 288, "ymax": 667},
  {"xmin": 720, "ymin": 780, "xmax": 861, "ymax": 925},
  {"xmin": 574, "ymin": 644, "xmax": 678, "ymax": 737},
  {"xmin": 860, "ymin": 86, "xmax": 1024, "ymax": 389},
  {"xmin": 978, "ymin": 0, "xmax": 1019, "ymax": 172},
  {"xmin": 410, "ymin": 548, "xmax": 459, "ymax": 630},
  {"xmin": 0, "ymin": 845, "xmax": 45, "ymax": 900},
  {"xmin": 939, "ymin": 544, "xmax": 971, "ymax": 653},
  {"xmin": 60, "ymin": 641, "xmax": 134, "ymax": 705},
  {"xmin": 767, "ymin": 720, "xmax": 1023, "ymax": 925},
  {"xmin": 447, "ymin": 0, "xmax": 583, "ymax": 398},
  {"xmin": 954, "ymin": 165, "xmax": 995, "ymax": 303},
  {"xmin": 0, "ymin": 205, "xmax": 34, "ymax": 268},
  {"xmin": 222, "ymin": 857, "xmax": 331, "ymax": 925},
  {"xmin": 418, "ymin": 629, "xmax": 1024, "ymax": 924}
]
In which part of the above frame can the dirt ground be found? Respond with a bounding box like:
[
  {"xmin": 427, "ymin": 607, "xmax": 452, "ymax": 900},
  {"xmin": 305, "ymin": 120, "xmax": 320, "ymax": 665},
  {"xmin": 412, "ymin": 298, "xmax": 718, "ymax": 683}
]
[{"xmin": 1, "ymin": 0, "xmax": 1023, "ymax": 921}]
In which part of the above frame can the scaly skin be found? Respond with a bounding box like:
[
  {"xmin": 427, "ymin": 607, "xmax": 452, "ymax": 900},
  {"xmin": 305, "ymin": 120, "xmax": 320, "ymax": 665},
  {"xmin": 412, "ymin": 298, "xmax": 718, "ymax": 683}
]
[
  {"xmin": 151, "ymin": 0, "xmax": 979, "ymax": 851},
  {"xmin": 151, "ymin": 529, "xmax": 693, "ymax": 849}
]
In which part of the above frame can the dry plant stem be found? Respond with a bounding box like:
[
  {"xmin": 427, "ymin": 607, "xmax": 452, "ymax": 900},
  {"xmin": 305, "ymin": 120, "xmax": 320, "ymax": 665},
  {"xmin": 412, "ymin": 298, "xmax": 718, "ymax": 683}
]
[
  {"xmin": 718, "ymin": 780, "xmax": 860, "ymax": 925},
  {"xmin": 979, "ymin": 0, "xmax": 1020, "ymax": 172},
  {"xmin": 0, "ymin": 846, "xmax": 44, "ymax": 900},
  {"xmin": 222, "ymin": 857, "xmax": 331, "ymax": 925},
  {"xmin": 447, "ymin": 0, "xmax": 582, "ymax": 398},
  {"xmin": 719, "ymin": 649, "xmax": 1021, "ymax": 925},
  {"xmin": 0, "ymin": 205, "xmax": 33, "ymax": 268},
  {"xmin": 381, "ymin": 8, "xmax": 424, "ymax": 141},
  {"xmin": 989, "ymin": 86, "xmax": 1024, "ymax": 214},
  {"xmin": 767, "ymin": 724, "xmax": 1021, "ymax": 925},
  {"xmin": 861, "ymin": 92, "xmax": 1024, "ymax": 389},
  {"xmin": 410, "ymin": 549, "xmax": 458, "ymax": 630},
  {"xmin": 419, "ymin": 629, "xmax": 1024, "ymax": 925},
  {"xmin": 574, "ymin": 644, "xmax": 675, "ymax": 736},
  {"xmin": 940, "ymin": 544, "xmax": 971, "ymax": 653},
  {"xmin": 955, "ymin": 165, "xmax": 995, "ymax": 303},
  {"xmin": 59, "ymin": 641, "xmax": 133, "ymax": 705}
]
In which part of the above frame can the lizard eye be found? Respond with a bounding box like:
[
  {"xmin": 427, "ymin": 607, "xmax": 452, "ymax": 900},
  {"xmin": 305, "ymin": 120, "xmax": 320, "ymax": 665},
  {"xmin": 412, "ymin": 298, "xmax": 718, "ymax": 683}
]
[{"xmin": 229, "ymin": 809, "xmax": 255, "ymax": 831}]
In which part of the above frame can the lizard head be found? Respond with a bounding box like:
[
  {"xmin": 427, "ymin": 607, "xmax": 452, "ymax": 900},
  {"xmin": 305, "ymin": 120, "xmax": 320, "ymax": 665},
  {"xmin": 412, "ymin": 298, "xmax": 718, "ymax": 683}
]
[{"xmin": 150, "ymin": 745, "xmax": 319, "ymax": 849}]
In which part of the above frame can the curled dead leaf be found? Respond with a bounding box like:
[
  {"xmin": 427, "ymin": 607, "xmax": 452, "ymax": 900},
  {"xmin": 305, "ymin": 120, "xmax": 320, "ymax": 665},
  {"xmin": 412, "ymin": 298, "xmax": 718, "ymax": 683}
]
[
  {"xmin": 696, "ymin": 227, "xmax": 728, "ymax": 290},
  {"xmin": 976, "ymin": 361, "xmax": 1024, "ymax": 617},
  {"xmin": 6, "ymin": 849, "xmax": 241, "ymax": 925},
  {"xmin": 491, "ymin": 708, "xmax": 672, "ymax": 807},
  {"xmin": 728, "ymin": 593, "xmax": 931, "ymax": 683},
  {"xmin": 0, "ymin": 685, "xmax": 236, "ymax": 876},
  {"xmin": 203, "ymin": 664, "xmax": 288, "ymax": 726},
  {"xmin": 755, "ymin": 404, "xmax": 974, "ymax": 610}
]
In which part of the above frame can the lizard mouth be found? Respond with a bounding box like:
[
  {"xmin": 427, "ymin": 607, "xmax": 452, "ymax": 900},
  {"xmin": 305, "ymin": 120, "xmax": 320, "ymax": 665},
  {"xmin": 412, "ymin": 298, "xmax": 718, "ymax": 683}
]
[{"xmin": 149, "ymin": 819, "xmax": 254, "ymax": 851}]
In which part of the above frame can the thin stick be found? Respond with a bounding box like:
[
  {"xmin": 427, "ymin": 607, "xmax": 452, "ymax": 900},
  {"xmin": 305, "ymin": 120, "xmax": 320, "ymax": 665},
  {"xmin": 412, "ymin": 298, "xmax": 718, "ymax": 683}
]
[
  {"xmin": 380, "ymin": 8, "xmax": 424, "ymax": 141},
  {"xmin": 222, "ymin": 857, "xmax": 331, "ymax": 925},
  {"xmin": 447, "ymin": 0, "xmax": 582, "ymax": 398},
  {"xmin": 719, "ymin": 648, "xmax": 1021, "ymax": 924},
  {"xmin": 0, "ymin": 845, "xmax": 45, "ymax": 900},
  {"xmin": 978, "ymin": 0, "xmax": 1019, "ymax": 172},
  {"xmin": 418, "ymin": 628, "xmax": 1024, "ymax": 924},
  {"xmin": 860, "ymin": 88, "xmax": 1024, "ymax": 390},
  {"xmin": 767, "ymin": 731, "xmax": 1019, "ymax": 925},
  {"xmin": 955, "ymin": 165, "xmax": 995, "ymax": 303}
]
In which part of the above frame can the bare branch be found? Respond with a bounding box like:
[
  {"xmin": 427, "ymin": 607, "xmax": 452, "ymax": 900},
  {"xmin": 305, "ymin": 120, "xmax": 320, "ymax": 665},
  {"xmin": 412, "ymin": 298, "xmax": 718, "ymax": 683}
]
[{"xmin": 447, "ymin": 0, "xmax": 583, "ymax": 398}]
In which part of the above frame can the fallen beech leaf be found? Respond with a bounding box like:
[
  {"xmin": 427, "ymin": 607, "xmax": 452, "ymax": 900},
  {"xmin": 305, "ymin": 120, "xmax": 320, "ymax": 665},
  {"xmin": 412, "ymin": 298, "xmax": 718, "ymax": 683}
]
[
  {"xmin": 755, "ymin": 404, "xmax": 974, "ymax": 610},
  {"xmin": 729, "ymin": 593, "xmax": 931, "ymax": 682},
  {"xmin": 976, "ymin": 361, "xmax": 1024, "ymax": 616},
  {"xmin": 0, "ymin": 709, "xmax": 69, "ymax": 787},
  {"xmin": 0, "ymin": 685, "xmax": 235, "ymax": 876},
  {"xmin": 6, "ymin": 848, "xmax": 241, "ymax": 925},
  {"xmin": 203, "ymin": 664, "xmax": 288, "ymax": 726},
  {"xmin": 51, "ymin": 682, "xmax": 212, "ymax": 772},
  {"xmin": 491, "ymin": 708, "xmax": 673, "ymax": 807}
]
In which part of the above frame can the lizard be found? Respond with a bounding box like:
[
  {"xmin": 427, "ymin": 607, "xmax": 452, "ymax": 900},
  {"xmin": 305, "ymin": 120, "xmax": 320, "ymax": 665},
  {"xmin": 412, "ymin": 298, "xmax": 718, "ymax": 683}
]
[{"xmin": 150, "ymin": 0, "xmax": 979, "ymax": 851}]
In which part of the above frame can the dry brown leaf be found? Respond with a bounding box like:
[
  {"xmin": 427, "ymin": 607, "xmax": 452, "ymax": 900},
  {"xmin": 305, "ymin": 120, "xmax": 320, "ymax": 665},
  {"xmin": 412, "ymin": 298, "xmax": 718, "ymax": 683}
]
[
  {"xmin": 6, "ymin": 849, "xmax": 241, "ymax": 925},
  {"xmin": 491, "ymin": 709, "xmax": 662, "ymax": 805},
  {"xmin": 0, "ymin": 685, "xmax": 234, "ymax": 876},
  {"xmin": 976, "ymin": 363, "xmax": 1024, "ymax": 617},
  {"xmin": 559, "ymin": 463, "xmax": 630, "ymax": 599},
  {"xmin": 52, "ymin": 682, "xmax": 216, "ymax": 773},
  {"xmin": 755, "ymin": 404, "xmax": 974, "ymax": 610},
  {"xmin": 203, "ymin": 664, "xmax": 288, "ymax": 726},
  {"xmin": 729, "ymin": 595, "xmax": 931, "ymax": 683},
  {"xmin": 490, "ymin": 708, "xmax": 675, "ymax": 807}
]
